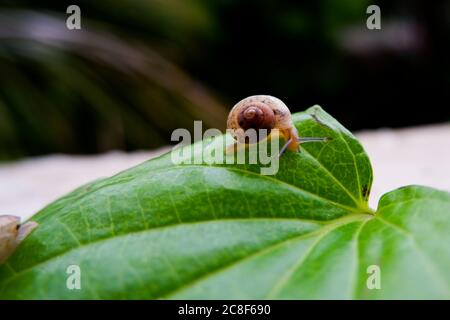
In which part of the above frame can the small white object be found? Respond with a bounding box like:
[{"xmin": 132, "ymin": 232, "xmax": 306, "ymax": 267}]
[{"xmin": 0, "ymin": 215, "xmax": 38, "ymax": 264}]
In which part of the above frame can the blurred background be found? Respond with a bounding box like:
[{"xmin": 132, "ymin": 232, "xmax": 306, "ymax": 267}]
[
  {"xmin": 0, "ymin": 0, "xmax": 449, "ymax": 160},
  {"xmin": 0, "ymin": 0, "xmax": 449, "ymax": 217}
]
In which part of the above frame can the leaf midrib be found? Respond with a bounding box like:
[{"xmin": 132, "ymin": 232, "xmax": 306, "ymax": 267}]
[
  {"xmin": 296, "ymin": 111, "xmax": 365, "ymax": 204},
  {"xmin": 33, "ymin": 163, "xmax": 370, "ymax": 229},
  {"xmin": 187, "ymin": 165, "xmax": 367, "ymax": 213},
  {"xmin": 300, "ymin": 146, "xmax": 362, "ymax": 208},
  {"xmin": 162, "ymin": 213, "xmax": 370, "ymax": 299},
  {"xmin": 0, "ymin": 215, "xmax": 368, "ymax": 295}
]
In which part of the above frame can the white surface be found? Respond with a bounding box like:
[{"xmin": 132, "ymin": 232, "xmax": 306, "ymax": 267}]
[
  {"xmin": 357, "ymin": 124, "xmax": 450, "ymax": 208},
  {"xmin": 0, "ymin": 150, "xmax": 167, "ymax": 220},
  {"xmin": 1, "ymin": 124, "xmax": 449, "ymax": 220}
]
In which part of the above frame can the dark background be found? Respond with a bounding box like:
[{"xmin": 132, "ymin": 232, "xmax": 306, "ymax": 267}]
[{"xmin": 0, "ymin": 0, "xmax": 449, "ymax": 160}]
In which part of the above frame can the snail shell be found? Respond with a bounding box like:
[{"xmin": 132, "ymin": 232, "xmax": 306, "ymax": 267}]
[{"xmin": 227, "ymin": 95, "xmax": 299, "ymax": 150}]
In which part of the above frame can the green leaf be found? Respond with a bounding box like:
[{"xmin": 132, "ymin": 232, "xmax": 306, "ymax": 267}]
[{"xmin": 1, "ymin": 106, "xmax": 449, "ymax": 299}]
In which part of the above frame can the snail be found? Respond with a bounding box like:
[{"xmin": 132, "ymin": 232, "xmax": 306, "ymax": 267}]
[
  {"xmin": 0, "ymin": 215, "xmax": 38, "ymax": 264},
  {"xmin": 227, "ymin": 95, "xmax": 330, "ymax": 156}
]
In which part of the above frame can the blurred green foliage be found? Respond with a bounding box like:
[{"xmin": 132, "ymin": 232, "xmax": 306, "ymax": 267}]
[
  {"xmin": 0, "ymin": 0, "xmax": 449, "ymax": 160},
  {"xmin": 0, "ymin": 1, "xmax": 229, "ymax": 159}
]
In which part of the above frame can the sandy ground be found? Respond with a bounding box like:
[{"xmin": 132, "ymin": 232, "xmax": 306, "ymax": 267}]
[{"xmin": 1, "ymin": 124, "xmax": 449, "ymax": 221}]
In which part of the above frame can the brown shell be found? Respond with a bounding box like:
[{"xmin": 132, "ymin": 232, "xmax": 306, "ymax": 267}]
[{"xmin": 227, "ymin": 95, "xmax": 299, "ymax": 145}]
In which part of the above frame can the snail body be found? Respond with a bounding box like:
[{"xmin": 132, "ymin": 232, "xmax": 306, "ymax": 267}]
[{"xmin": 227, "ymin": 95, "xmax": 300, "ymax": 151}]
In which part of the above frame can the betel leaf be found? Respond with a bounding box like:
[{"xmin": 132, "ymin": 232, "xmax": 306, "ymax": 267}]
[{"xmin": 0, "ymin": 106, "xmax": 449, "ymax": 299}]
